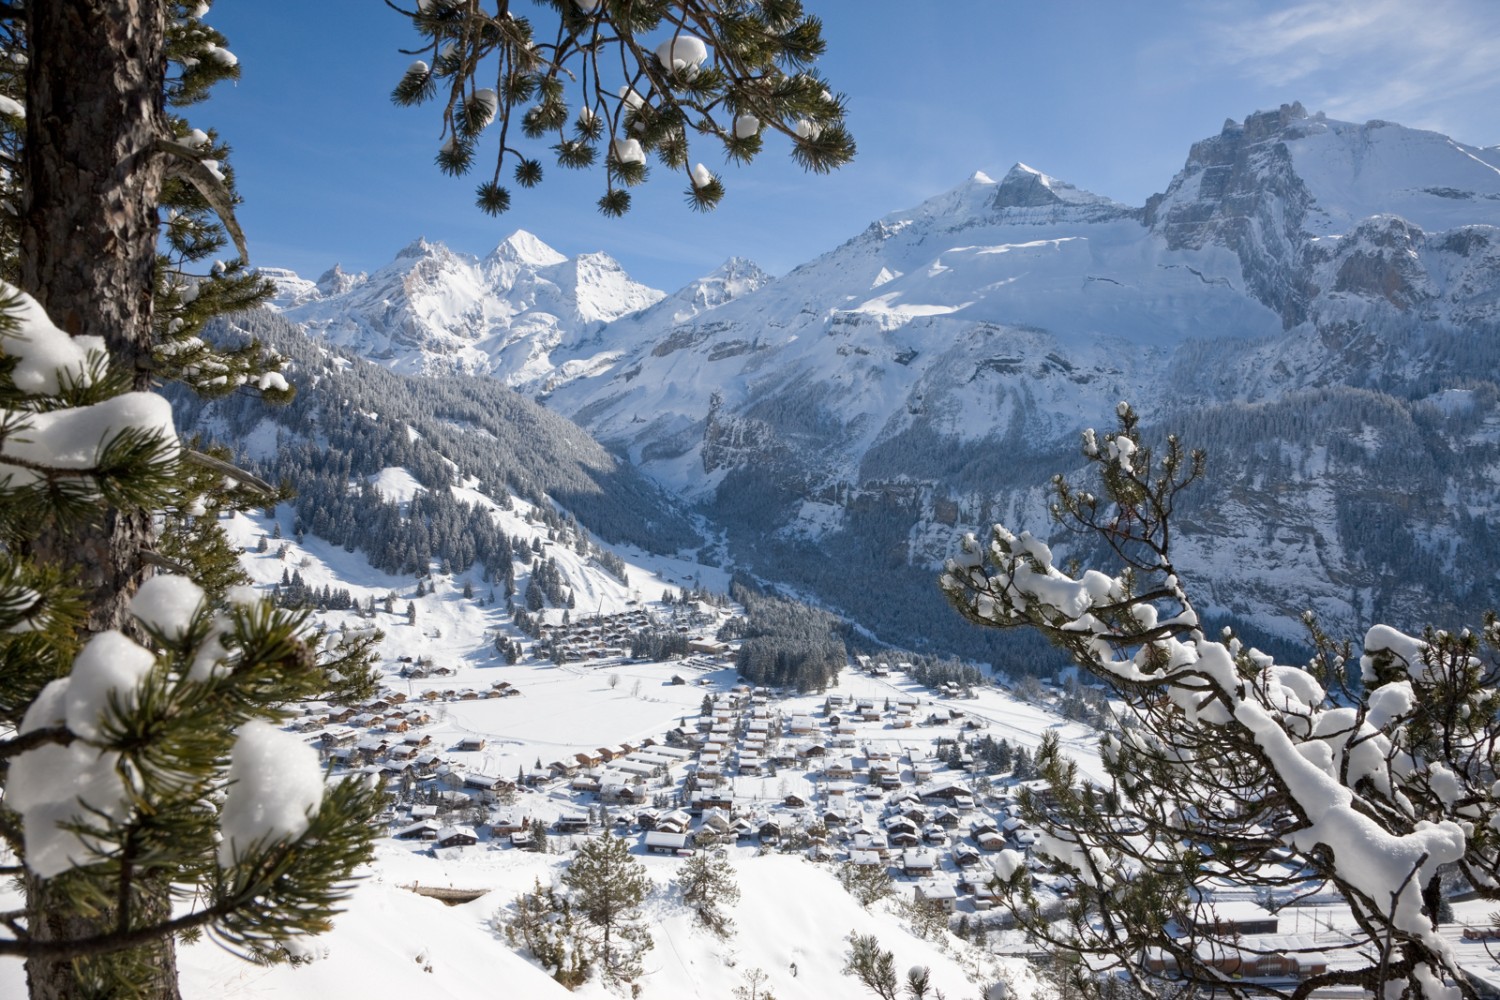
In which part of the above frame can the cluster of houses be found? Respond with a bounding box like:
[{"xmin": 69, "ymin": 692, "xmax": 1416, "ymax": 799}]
[{"xmin": 536, "ymin": 607, "xmax": 656, "ymax": 662}]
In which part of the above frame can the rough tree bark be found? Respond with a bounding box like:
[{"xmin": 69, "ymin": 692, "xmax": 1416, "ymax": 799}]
[{"xmin": 19, "ymin": 2, "xmax": 180, "ymax": 998}]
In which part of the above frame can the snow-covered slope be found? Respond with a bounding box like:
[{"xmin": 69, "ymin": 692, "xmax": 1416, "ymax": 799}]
[{"xmin": 268, "ymin": 104, "xmax": 1500, "ymax": 654}]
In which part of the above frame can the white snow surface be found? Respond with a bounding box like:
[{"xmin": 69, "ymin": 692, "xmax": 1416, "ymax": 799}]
[{"xmin": 219, "ymin": 722, "xmax": 326, "ymax": 865}]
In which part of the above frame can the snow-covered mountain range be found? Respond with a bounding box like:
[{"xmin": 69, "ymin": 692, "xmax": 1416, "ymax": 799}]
[{"xmin": 264, "ymin": 103, "xmax": 1500, "ymax": 656}]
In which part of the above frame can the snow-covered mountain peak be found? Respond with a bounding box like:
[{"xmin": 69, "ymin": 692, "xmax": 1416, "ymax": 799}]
[
  {"xmin": 394, "ymin": 236, "xmax": 448, "ymax": 260},
  {"xmin": 882, "ymin": 170, "xmax": 1001, "ymax": 227},
  {"xmin": 316, "ymin": 264, "xmax": 367, "ymax": 298},
  {"xmin": 261, "ymin": 267, "xmax": 320, "ymax": 309},
  {"xmin": 993, "ymin": 162, "xmax": 1119, "ymax": 211},
  {"xmin": 487, "ymin": 229, "xmax": 568, "ymax": 268}
]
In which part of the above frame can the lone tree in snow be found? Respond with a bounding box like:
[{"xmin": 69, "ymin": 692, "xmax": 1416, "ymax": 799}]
[
  {"xmin": 389, "ymin": 0, "xmax": 855, "ymax": 216},
  {"xmin": 942, "ymin": 402, "xmax": 1500, "ymax": 999},
  {"xmin": 676, "ymin": 849, "xmax": 740, "ymax": 936},
  {"xmin": 562, "ymin": 832, "xmax": 654, "ymax": 984}
]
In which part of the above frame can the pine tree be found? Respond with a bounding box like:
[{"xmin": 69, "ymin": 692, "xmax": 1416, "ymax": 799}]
[
  {"xmin": 391, "ymin": 0, "xmax": 854, "ymax": 217},
  {"xmin": 0, "ymin": 289, "xmax": 381, "ymax": 996},
  {"xmin": 942, "ymin": 402, "xmax": 1500, "ymax": 998},
  {"xmin": 561, "ymin": 833, "xmax": 653, "ymax": 982},
  {"xmin": 0, "ymin": 4, "xmax": 379, "ymax": 997},
  {"xmin": 676, "ymin": 850, "xmax": 740, "ymax": 936}
]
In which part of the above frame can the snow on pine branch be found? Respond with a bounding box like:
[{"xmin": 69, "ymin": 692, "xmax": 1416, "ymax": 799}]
[{"xmin": 941, "ymin": 402, "xmax": 1499, "ymax": 997}]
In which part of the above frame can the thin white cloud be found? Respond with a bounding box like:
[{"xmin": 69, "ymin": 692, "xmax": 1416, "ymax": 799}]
[{"xmin": 1193, "ymin": 0, "xmax": 1500, "ymax": 137}]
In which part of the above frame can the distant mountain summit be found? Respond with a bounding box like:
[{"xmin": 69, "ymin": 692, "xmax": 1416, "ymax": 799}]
[{"xmin": 276, "ymin": 230, "xmax": 667, "ymax": 382}]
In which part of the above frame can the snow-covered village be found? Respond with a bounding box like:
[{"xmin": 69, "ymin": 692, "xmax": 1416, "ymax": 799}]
[{"xmin": 7, "ymin": 3, "xmax": 1500, "ymax": 1000}]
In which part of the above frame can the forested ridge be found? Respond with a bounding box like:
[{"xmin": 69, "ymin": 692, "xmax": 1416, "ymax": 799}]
[{"xmin": 168, "ymin": 310, "xmax": 702, "ymax": 589}]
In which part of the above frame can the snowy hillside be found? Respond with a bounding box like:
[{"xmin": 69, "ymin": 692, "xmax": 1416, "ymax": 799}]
[{"xmin": 0, "ymin": 481, "xmax": 1082, "ymax": 998}]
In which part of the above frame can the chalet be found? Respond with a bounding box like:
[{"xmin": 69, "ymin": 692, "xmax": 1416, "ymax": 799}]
[
  {"xmin": 889, "ymin": 828, "xmax": 921, "ymax": 849},
  {"xmin": 570, "ymin": 774, "xmax": 602, "ymax": 794},
  {"xmin": 923, "ymin": 825, "xmax": 949, "ymax": 846},
  {"xmin": 900, "ymin": 849, "xmax": 937, "ymax": 877},
  {"xmin": 758, "ymin": 819, "xmax": 783, "ymax": 843},
  {"xmin": 595, "ymin": 746, "xmax": 618, "ymax": 763},
  {"xmin": 966, "ymin": 813, "xmax": 998, "ymax": 836},
  {"xmin": 643, "ymin": 830, "xmax": 690, "ymax": 854},
  {"xmin": 921, "ymin": 781, "xmax": 968, "ymax": 803},
  {"xmin": 435, "ymin": 826, "xmax": 478, "ymax": 849},
  {"xmin": 824, "ymin": 759, "xmax": 856, "ymax": 780},
  {"xmin": 548, "ymin": 759, "xmax": 580, "ymax": 778},
  {"xmin": 952, "ymin": 845, "xmax": 981, "ymax": 868},
  {"xmin": 851, "ymin": 832, "xmax": 891, "ymax": 858},
  {"xmin": 847, "ymin": 849, "xmax": 883, "ymax": 867},
  {"xmin": 899, "ymin": 803, "xmax": 928, "ymax": 824},
  {"xmin": 690, "ymin": 789, "xmax": 734, "ymax": 812},
  {"xmin": 601, "ymin": 783, "xmax": 647, "ymax": 806},
  {"xmin": 825, "ymin": 781, "xmax": 858, "ymax": 799},
  {"xmin": 574, "ymin": 750, "xmax": 604, "ymax": 768},
  {"xmin": 786, "ymin": 716, "xmax": 822, "ymax": 740},
  {"xmin": 393, "ymin": 820, "xmax": 440, "ymax": 841},
  {"xmin": 656, "ymin": 810, "xmax": 693, "ymax": 835},
  {"xmin": 783, "ymin": 793, "xmax": 808, "ymax": 809},
  {"xmin": 731, "ymin": 817, "xmax": 757, "ymax": 841},
  {"xmin": 914, "ymin": 880, "xmax": 958, "ymax": 913},
  {"xmin": 554, "ymin": 812, "xmax": 591, "ymax": 834},
  {"xmin": 487, "ymin": 811, "xmax": 525, "ymax": 837},
  {"xmin": 457, "ymin": 736, "xmax": 487, "ymax": 752},
  {"xmin": 885, "ymin": 816, "xmax": 919, "ymax": 837}
]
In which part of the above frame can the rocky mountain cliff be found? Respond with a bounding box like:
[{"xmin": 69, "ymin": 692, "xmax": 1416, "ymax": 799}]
[{"xmin": 268, "ymin": 104, "xmax": 1500, "ymax": 664}]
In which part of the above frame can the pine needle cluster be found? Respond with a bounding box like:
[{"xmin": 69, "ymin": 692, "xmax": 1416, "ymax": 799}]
[{"xmin": 389, "ymin": 0, "xmax": 855, "ymax": 216}]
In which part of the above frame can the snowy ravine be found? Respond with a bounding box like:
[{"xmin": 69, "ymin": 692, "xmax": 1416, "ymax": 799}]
[{"xmin": 267, "ymin": 102, "xmax": 1500, "ymax": 661}]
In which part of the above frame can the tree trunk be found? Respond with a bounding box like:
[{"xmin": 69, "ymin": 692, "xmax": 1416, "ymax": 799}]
[{"xmin": 20, "ymin": 3, "xmax": 178, "ymax": 998}]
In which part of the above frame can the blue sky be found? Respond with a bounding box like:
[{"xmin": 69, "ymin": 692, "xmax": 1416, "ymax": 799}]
[{"xmin": 208, "ymin": 0, "xmax": 1500, "ymax": 292}]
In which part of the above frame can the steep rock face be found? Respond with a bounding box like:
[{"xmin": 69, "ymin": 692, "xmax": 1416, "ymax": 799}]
[{"xmin": 1145, "ymin": 103, "xmax": 1318, "ymax": 325}]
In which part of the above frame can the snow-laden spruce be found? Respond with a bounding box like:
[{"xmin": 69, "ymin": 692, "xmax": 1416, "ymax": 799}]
[{"xmin": 941, "ymin": 402, "xmax": 1498, "ymax": 1000}]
